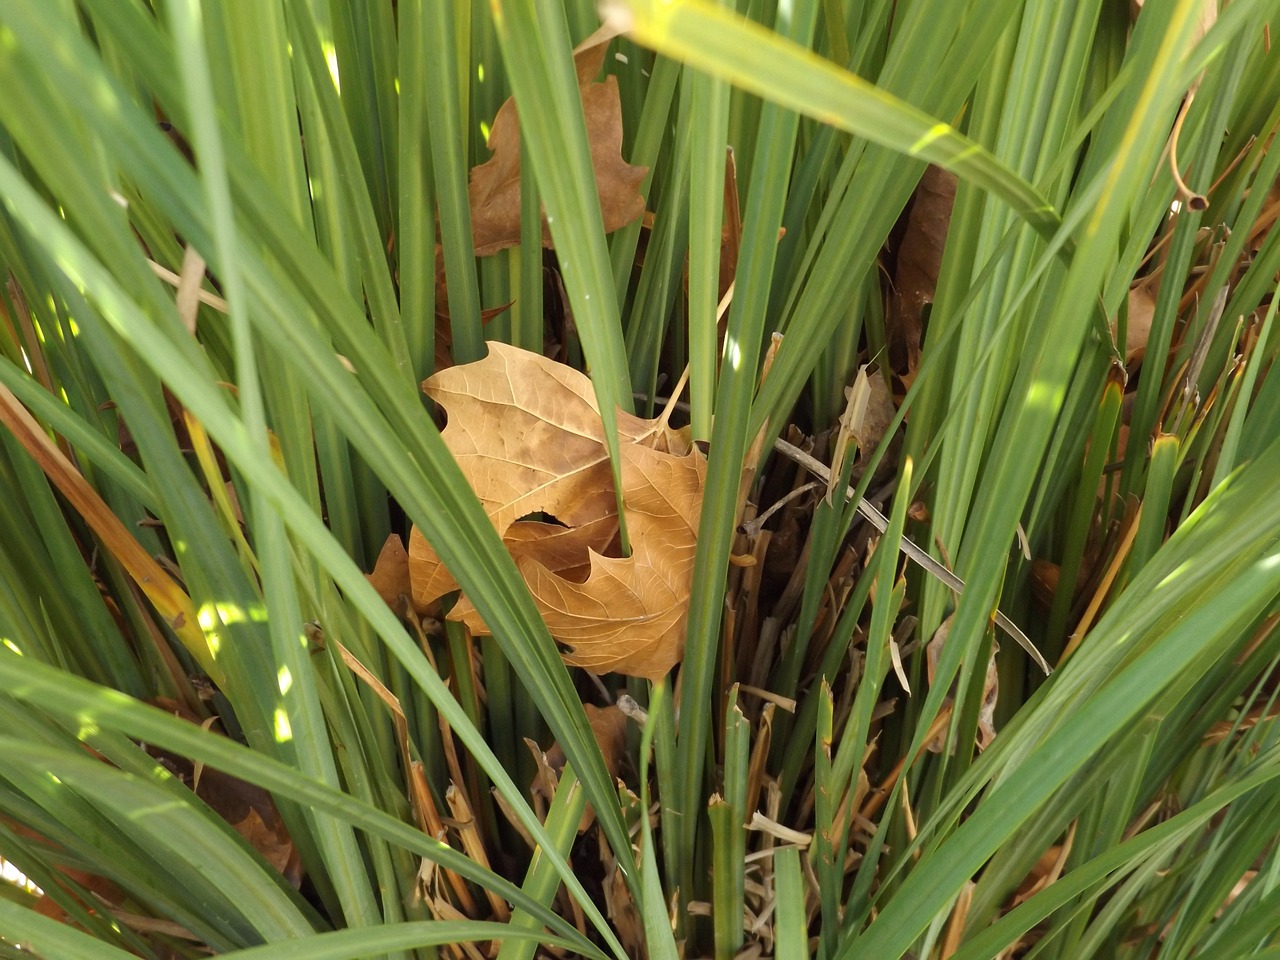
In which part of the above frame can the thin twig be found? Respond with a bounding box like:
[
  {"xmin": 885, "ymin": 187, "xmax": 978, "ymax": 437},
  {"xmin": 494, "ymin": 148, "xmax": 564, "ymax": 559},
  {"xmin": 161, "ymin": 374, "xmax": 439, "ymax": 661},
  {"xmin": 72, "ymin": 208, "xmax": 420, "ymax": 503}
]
[{"xmin": 772, "ymin": 438, "xmax": 1050, "ymax": 674}]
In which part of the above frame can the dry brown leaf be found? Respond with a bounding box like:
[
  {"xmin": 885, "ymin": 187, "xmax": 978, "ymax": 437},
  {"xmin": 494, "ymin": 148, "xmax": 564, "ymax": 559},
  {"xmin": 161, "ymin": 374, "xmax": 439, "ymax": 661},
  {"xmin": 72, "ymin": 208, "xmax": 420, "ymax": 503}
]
[
  {"xmin": 546, "ymin": 704, "xmax": 628, "ymax": 778},
  {"xmin": 892, "ymin": 165, "xmax": 957, "ymax": 382},
  {"xmin": 846, "ymin": 365, "xmax": 896, "ymax": 454},
  {"xmin": 603, "ymin": 837, "xmax": 646, "ymax": 957},
  {"xmin": 366, "ymin": 533, "xmax": 411, "ymax": 609},
  {"xmin": 408, "ymin": 342, "xmax": 705, "ymax": 679},
  {"xmin": 1124, "ymin": 280, "xmax": 1157, "ymax": 364},
  {"xmin": 469, "ymin": 23, "xmax": 647, "ymax": 256},
  {"xmin": 234, "ymin": 808, "xmax": 296, "ymax": 877},
  {"xmin": 432, "ymin": 243, "xmax": 515, "ymax": 370},
  {"xmin": 520, "ymin": 441, "xmax": 704, "ymax": 679}
]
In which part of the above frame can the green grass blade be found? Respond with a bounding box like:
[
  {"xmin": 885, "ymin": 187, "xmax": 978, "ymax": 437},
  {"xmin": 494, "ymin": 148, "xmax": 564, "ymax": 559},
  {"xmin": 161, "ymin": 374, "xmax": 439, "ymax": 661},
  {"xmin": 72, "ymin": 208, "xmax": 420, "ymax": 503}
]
[
  {"xmin": 424, "ymin": 0, "xmax": 483, "ymax": 363},
  {"xmin": 396, "ymin": 0, "xmax": 436, "ymax": 380},
  {"xmin": 774, "ymin": 845, "xmax": 808, "ymax": 960},
  {"xmin": 846, "ymin": 431, "xmax": 1280, "ymax": 956},
  {"xmin": 0, "ymin": 2, "xmax": 639, "ymax": 925},
  {"xmin": 0, "ymin": 654, "xmax": 607, "ymax": 959},
  {"xmin": 711, "ymin": 686, "xmax": 748, "ymax": 960},
  {"xmin": 221, "ymin": 923, "xmax": 584, "ymax": 960},
  {"xmin": 639, "ymin": 682, "xmax": 681, "ymax": 960},
  {"xmin": 674, "ymin": 0, "xmax": 818, "ymax": 905},
  {"xmin": 687, "ymin": 44, "xmax": 730, "ymax": 439},
  {"xmin": 489, "ymin": 0, "xmax": 635, "ymax": 540},
  {"xmin": 0, "ymin": 739, "xmax": 317, "ymax": 941},
  {"xmin": 0, "ymin": 897, "xmax": 139, "ymax": 960}
]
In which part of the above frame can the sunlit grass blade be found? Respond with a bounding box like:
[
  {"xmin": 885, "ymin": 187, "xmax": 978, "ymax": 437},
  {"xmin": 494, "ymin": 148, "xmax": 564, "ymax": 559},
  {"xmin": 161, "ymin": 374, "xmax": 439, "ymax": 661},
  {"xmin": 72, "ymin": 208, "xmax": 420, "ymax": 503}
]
[
  {"xmin": 0, "ymin": 1, "xmax": 637, "ymax": 926},
  {"xmin": 1, "ymin": 738, "xmax": 317, "ymax": 941},
  {"xmin": 605, "ymin": 0, "xmax": 1062, "ymax": 240}
]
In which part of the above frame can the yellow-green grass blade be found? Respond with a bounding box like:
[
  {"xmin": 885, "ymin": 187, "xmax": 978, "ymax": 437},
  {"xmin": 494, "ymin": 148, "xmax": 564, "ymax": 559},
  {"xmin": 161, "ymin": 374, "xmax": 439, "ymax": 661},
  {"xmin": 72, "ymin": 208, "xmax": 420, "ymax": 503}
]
[
  {"xmin": 496, "ymin": 765, "xmax": 586, "ymax": 960},
  {"xmin": 773, "ymin": 845, "xmax": 808, "ymax": 960}
]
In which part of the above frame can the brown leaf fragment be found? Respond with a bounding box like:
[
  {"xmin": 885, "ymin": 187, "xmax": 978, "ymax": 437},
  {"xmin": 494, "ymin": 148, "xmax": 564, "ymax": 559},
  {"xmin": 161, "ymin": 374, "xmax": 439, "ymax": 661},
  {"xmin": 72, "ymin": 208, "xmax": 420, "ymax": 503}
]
[
  {"xmin": 468, "ymin": 23, "xmax": 647, "ymax": 256},
  {"xmin": 925, "ymin": 615, "xmax": 999, "ymax": 751},
  {"xmin": 846, "ymin": 367, "xmax": 896, "ymax": 455},
  {"xmin": 365, "ymin": 533, "xmax": 411, "ymax": 610},
  {"xmin": 545, "ymin": 703, "xmax": 628, "ymax": 779},
  {"xmin": 892, "ymin": 165, "xmax": 957, "ymax": 381},
  {"xmin": 408, "ymin": 342, "xmax": 627, "ymax": 607},
  {"xmin": 543, "ymin": 703, "xmax": 629, "ymax": 831},
  {"xmin": 603, "ymin": 836, "xmax": 646, "ymax": 957},
  {"xmin": 1124, "ymin": 279, "xmax": 1157, "ymax": 364},
  {"xmin": 234, "ymin": 808, "xmax": 296, "ymax": 878},
  {"xmin": 1010, "ymin": 824, "xmax": 1075, "ymax": 909}
]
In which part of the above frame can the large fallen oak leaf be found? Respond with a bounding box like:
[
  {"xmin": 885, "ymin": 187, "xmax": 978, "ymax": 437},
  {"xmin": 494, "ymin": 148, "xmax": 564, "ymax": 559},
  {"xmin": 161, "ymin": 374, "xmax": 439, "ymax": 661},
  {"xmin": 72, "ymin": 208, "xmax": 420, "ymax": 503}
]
[
  {"xmin": 409, "ymin": 341, "xmax": 689, "ymax": 606},
  {"xmin": 469, "ymin": 23, "xmax": 647, "ymax": 256},
  {"xmin": 408, "ymin": 342, "xmax": 704, "ymax": 678}
]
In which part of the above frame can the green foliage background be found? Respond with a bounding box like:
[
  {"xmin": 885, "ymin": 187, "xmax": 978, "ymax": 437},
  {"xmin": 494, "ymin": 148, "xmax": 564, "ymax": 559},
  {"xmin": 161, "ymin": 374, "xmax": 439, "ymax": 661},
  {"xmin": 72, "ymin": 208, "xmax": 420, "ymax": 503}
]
[{"xmin": 1, "ymin": 0, "xmax": 1279, "ymax": 958}]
